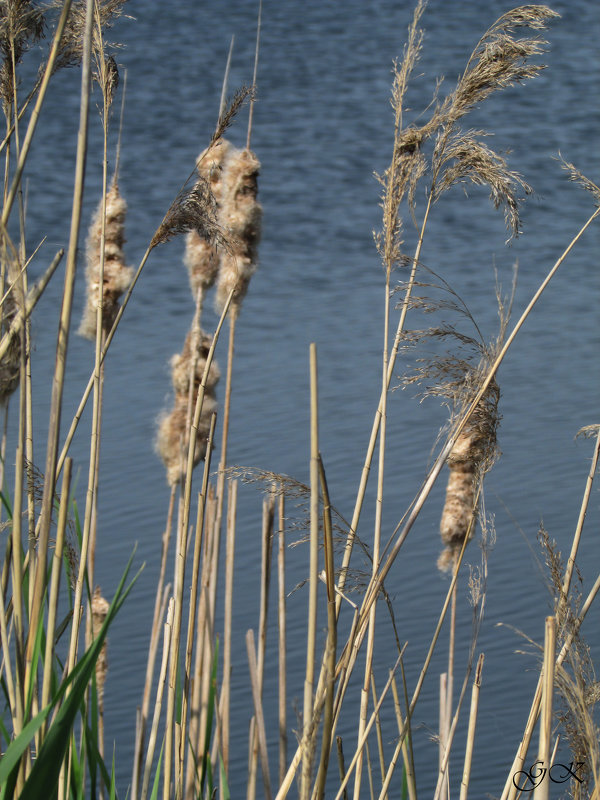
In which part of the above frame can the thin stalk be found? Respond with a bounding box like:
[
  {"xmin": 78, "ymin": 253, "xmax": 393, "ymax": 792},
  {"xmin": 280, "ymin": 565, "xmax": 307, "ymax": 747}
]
[
  {"xmin": 312, "ymin": 456, "xmax": 337, "ymax": 800},
  {"xmin": 459, "ymin": 653, "xmax": 484, "ymax": 800},
  {"xmin": 246, "ymin": 630, "xmax": 272, "ymax": 800},
  {"xmin": 26, "ymin": 0, "xmax": 92, "ymax": 682},
  {"xmin": 369, "ymin": 675, "xmax": 388, "ymax": 800},
  {"xmin": 140, "ymin": 598, "xmax": 175, "ymax": 800},
  {"xmin": 41, "ymin": 458, "xmax": 72, "ymax": 725},
  {"xmin": 354, "ymin": 227, "xmax": 392, "ymax": 800},
  {"xmin": 375, "ymin": 532, "xmax": 472, "ymax": 800},
  {"xmin": 246, "ymin": 0, "xmax": 262, "ymax": 150},
  {"xmin": 180, "ymin": 414, "xmax": 216, "ymax": 787},
  {"xmin": 132, "ymin": 485, "xmax": 177, "ymax": 800},
  {"xmin": 501, "ymin": 427, "xmax": 600, "ymax": 800},
  {"xmin": 331, "ymin": 652, "xmax": 404, "ymax": 800},
  {"xmin": 219, "ymin": 478, "xmax": 237, "ymax": 785},
  {"xmin": 185, "ymin": 489, "xmax": 216, "ymax": 800},
  {"xmin": 165, "ymin": 292, "xmax": 232, "ymax": 800},
  {"xmin": 336, "ymin": 738, "xmax": 349, "ymax": 800},
  {"xmin": 247, "ymin": 491, "xmax": 275, "ymax": 800},
  {"xmin": 533, "ymin": 617, "xmax": 556, "ymax": 800},
  {"xmin": 390, "ymin": 676, "xmax": 416, "ymax": 800},
  {"xmin": 301, "ymin": 342, "xmax": 320, "ymax": 799},
  {"xmin": 277, "ymin": 490, "xmax": 287, "ymax": 785}
]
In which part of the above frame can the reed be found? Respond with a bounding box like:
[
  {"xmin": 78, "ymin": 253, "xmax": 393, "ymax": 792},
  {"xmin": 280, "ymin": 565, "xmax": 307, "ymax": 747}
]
[{"xmin": 0, "ymin": 4, "xmax": 598, "ymax": 800}]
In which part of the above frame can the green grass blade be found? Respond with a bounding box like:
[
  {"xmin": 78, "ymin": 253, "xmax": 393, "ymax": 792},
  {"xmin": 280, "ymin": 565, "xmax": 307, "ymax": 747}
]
[
  {"xmin": 0, "ymin": 703, "xmax": 51, "ymax": 787},
  {"xmin": 18, "ymin": 550, "xmax": 142, "ymax": 800},
  {"xmin": 149, "ymin": 739, "xmax": 164, "ymax": 800}
]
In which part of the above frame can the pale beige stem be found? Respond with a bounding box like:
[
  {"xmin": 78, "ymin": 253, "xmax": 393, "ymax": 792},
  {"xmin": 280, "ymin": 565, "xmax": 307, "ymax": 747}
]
[
  {"xmin": 532, "ymin": 617, "xmax": 556, "ymax": 800},
  {"xmin": 459, "ymin": 653, "xmax": 484, "ymax": 800}
]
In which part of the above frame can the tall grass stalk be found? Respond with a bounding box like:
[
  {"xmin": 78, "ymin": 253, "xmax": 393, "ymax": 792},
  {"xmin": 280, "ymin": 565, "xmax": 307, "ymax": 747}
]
[
  {"xmin": 533, "ymin": 616, "xmax": 556, "ymax": 800},
  {"xmin": 501, "ymin": 428, "xmax": 600, "ymax": 800},
  {"xmin": 459, "ymin": 652, "xmax": 484, "ymax": 800}
]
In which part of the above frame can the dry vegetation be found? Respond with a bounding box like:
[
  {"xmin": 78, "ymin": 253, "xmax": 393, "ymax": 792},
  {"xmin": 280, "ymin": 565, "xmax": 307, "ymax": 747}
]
[{"xmin": 0, "ymin": 2, "xmax": 598, "ymax": 799}]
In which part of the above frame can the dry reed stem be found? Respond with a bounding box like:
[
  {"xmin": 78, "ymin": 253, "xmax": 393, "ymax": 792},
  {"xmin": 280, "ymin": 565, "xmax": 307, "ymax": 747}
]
[
  {"xmin": 300, "ymin": 343, "xmax": 320, "ymax": 800},
  {"xmin": 179, "ymin": 414, "xmax": 216, "ymax": 792},
  {"xmin": 185, "ymin": 489, "xmax": 217, "ymax": 800},
  {"xmin": 277, "ymin": 490, "xmax": 288, "ymax": 785},
  {"xmin": 336, "ymin": 737, "xmax": 349, "ymax": 800},
  {"xmin": 132, "ymin": 486, "xmax": 176, "ymax": 799},
  {"xmin": 533, "ymin": 616, "xmax": 556, "ymax": 800},
  {"xmin": 140, "ymin": 598, "xmax": 174, "ymax": 800},
  {"xmin": 459, "ymin": 652, "xmax": 484, "ymax": 800},
  {"xmin": 331, "ymin": 651, "xmax": 405, "ymax": 800},
  {"xmin": 312, "ymin": 456, "xmax": 337, "ymax": 800},
  {"xmin": 247, "ymin": 491, "xmax": 275, "ymax": 800},
  {"xmin": 170, "ymin": 293, "xmax": 230, "ymax": 800},
  {"xmin": 40, "ymin": 458, "xmax": 72, "ymax": 718},
  {"xmin": 219, "ymin": 478, "xmax": 237, "ymax": 782},
  {"xmin": 246, "ymin": 630, "xmax": 273, "ymax": 800},
  {"xmin": 390, "ymin": 675, "xmax": 416, "ymax": 800},
  {"xmin": 26, "ymin": 0, "xmax": 93, "ymax": 688},
  {"xmin": 344, "ymin": 208, "xmax": 600, "ymax": 711},
  {"xmin": 501, "ymin": 423, "xmax": 600, "ymax": 800},
  {"xmin": 369, "ymin": 676, "xmax": 388, "ymax": 799}
]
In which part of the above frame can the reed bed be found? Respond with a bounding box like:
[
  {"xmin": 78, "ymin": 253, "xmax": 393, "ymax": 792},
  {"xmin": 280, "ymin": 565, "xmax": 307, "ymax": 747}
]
[{"xmin": 0, "ymin": 3, "xmax": 598, "ymax": 800}]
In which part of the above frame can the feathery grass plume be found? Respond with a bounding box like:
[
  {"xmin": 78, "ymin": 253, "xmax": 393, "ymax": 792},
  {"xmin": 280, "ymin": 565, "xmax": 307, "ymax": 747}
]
[
  {"xmin": 184, "ymin": 138, "xmax": 232, "ymax": 301},
  {"xmin": 150, "ymin": 178, "xmax": 223, "ymax": 250},
  {"xmin": 155, "ymin": 392, "xmax": 217, "ymax": 486},
  {"xmin": 0, "ymin": 0, "xmax": 45, "ymax": 108},
  {"xmin": 560, "ymin": 158, "xmax": 600, "ymax": 207},
  {"xmin": 0, "ymin": 283, "xmax": 20, "ymax": 403},
  {"xmin": 215, "ymin": 145, "xmax": 262, "ymax": 317},
  {"xmin": 169, "ymin": 328, "xmax": 221, "ymax": 396},
  {"xmin": 48, "ymin": 0, "xmax": 126, "ymax": 73},
  {"xmin": 78, "ymin": 178, "xmax": 133, "ymax": 340}
]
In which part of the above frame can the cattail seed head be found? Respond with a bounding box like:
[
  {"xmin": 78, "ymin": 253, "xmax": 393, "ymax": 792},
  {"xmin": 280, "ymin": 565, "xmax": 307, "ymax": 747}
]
[
  {"xmin": 184, "ymin": 139, "xmax": 233, "ymax": 297},
  {"xmin": 438, "ymin": 383, "xmax": 499, "ymax": 572},
  {"xmin": 214, "ymin": 146, "xmax": 262, "ymax": 316},
  {"xmin": 79, "ymin": 180, "xmax": 133, "ymax": 340},
  {"xmin": 169, "ymin": 329, "xmax": 221, "ymax": 395},
  {"xmin": 91, "ymin": 586, "xmax": 110, "ymax": 711},
  {"xmin": 156, "ymin": 393, "xmax": 217, "ymax": 486}
]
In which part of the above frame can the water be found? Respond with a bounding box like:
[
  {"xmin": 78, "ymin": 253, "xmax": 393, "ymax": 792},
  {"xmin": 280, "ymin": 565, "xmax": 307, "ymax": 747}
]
[{"xmin": 11, "ymin": 0, "xmax": 600, "ymax": 796}]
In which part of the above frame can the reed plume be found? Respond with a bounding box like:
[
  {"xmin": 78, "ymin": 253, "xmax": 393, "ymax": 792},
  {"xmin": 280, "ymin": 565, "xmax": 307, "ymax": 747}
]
[{"xmin": 78, "ymin": 178, "xmax": 133, "ymax": 340}]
